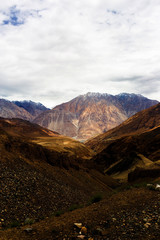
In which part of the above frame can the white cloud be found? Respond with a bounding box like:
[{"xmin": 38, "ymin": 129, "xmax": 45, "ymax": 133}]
[{"xmin": 0, "ymin": 0, "xmax": 160, "ymax": 107}]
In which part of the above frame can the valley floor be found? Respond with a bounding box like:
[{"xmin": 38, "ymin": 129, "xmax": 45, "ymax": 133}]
[{"xmin": 1, "ymin": 187, "xmax": 160, "ymax": 240}]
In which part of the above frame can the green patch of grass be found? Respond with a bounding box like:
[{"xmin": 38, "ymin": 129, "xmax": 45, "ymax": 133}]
[
  {"xmin": 68, "ymin": 204, "xmax": 83, "ymax": 212},
  {"xmin": 112, "ymin": 181, "xmax": 151, "ymax": 194},
  {"xmin": 24, "ymin": 218, "xmax": 35, "ymax": 225},
  {"xmin": 89, "ymin": 194, "xmax": 103, "ymax": 205},
  {"xmin": 54, "ymin": 210, "xmax": 64, "ymax": 217},
  {"xmin": 53, "ymin": 204, "xmax": 83, "ymax": 217}
]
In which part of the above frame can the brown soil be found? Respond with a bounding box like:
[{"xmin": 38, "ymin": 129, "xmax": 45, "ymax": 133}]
[{"xmin": 1, "ymin": 188, "xmax": 160, "ymax": 240}]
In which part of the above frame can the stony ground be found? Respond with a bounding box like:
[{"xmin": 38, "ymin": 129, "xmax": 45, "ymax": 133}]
[
  {"xmin": 0, "ymin": 159, "xmax": 114, "ymax": 227},
  {"xmin": 1, "ymin": 187, "xmax": 160, "ymax": 240}
]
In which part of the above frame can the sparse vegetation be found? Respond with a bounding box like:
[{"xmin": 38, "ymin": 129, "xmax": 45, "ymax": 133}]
[
  {"xmin": 68, "ymin": 204, "xmax": 83, "ymax": 212},
  {"xmin": 54, "ymin": 210, "xmax": 64, "ymax": 217},
  {"xmin": 112, "ymin": 182, "xmax": 153, "ymax": 194},
  {"xmin": 24, "ymin": 218, "xmax": 35, "ymax": 225},
  {"xmin": 54, "ymin": 204, "xmax": 84, "ymax": 217},
  {"xmin": 89, "ymin": 194, "xmax": 103, "ymax": 204}
]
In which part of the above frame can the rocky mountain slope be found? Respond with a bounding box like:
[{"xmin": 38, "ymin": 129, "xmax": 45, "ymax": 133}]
[
  {"xmin": 0, "ymin": 117, "xmax": 93, "ymax": 162},
  {"xmin": 88, "ymin": 103, "xmax": 160, "ymax": 181},
  {"xmin": 86, "ymin": 103, "xmax": 160, "ymax": 152},
  {"xmin": 33, "ymin": 92, "xmax": 158, "ymax": 140},
  {"xmin": 0, "ymin": 118, "xmax": 58, "ymax": 138},
  {"xmin": 0, "ymin": 117, "xmax": 93, "ymax": 164},
  {"xmin": 0, "ymin": 118, "xmax": 118, "ymax": 228},
  {"xmin": 1, "ymin": 187, "xmax": 160, "ymax": 240},
  {"xmin": 115, "ymin": 93, "xmax": 158, "ymax": 117},
  {"xmin": 93, "ymin": 126, "xmax": 160, "ymax": 181}
]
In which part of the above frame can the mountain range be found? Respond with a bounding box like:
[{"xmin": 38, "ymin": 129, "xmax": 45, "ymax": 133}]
[
  {"xmin": 0, "ymin": 93, "xmax": 158, "ymax": 140},
  {"xmin": 33, "ymin": 92, "xmax": 158, "ymax": 139}
]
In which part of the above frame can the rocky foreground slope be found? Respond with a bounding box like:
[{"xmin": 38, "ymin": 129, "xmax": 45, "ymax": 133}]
[
  {"xmin": 1, "ymin": 187, "xmax": 160, "ymax": 240},
  {"xmin": 0, "ymin": 118, "xmax": 118, "ymax": 229},
  {"xmin": 33, "ymin": 92, "xmax": 158, "ymax": 140}
]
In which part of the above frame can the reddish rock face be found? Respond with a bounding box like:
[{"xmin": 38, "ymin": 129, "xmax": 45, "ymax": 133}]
[
  {"xmin": 86, "ymin": 102, "xmax": 160, "ymax": 152},
  {"xmin": 33, "ymin": 93, "xmax": 158, "ymax": 140}
]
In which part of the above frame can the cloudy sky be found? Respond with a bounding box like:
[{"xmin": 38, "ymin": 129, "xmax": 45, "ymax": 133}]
[{"xmin": 0, "ymin": 0, "xmax": 160, "ymax": 108}]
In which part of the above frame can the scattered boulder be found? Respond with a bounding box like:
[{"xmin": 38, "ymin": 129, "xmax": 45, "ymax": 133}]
[
  {"xmin": 155, "ymin": 184, "xmax": 160, "ymax": 191},
  {"xmin": 24, "ymin": 227, "xmax": 33, "ymax": 233},
  {"xmin": 77, "ymin": 235, "xmax": 85, "ymax": 239},
  {"xmin": 144, "ymin": 223, "xmax": 151, "ymax": 228},
  {"xmin": 74, "ymin": 223, "xmax": 83, "ymax": 229},
  {"xmin": 146, "ymin": 183, "xmax": 160, "ymax": 191}
]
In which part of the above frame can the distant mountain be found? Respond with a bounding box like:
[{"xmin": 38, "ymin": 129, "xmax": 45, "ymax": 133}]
[
  {"xmin": 0, "ymin": 99, "xmax": 33, "ymax": 120},
  {"xmin": 0, "ymin": 99, "xmax": 49, "ymax": 121},
  {"xmin": 33, "ymin": 92, "xmax": 158, "ymax": 140},
  {"xmin": 115, "ymin": 93, "xmax": 158, "ymax": 117},
  {"xmin": 13, "ymin": 100, "xmax": 49, "ymax": 118}
]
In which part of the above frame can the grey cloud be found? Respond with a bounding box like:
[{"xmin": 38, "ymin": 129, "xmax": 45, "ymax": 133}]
[
  {"xmin": 0, "ymin": 0, "xmax": 160, "ymax": 107},
  {"xmin": 111, "ymin": 76, "xmax": 144, "ymax": 82}
]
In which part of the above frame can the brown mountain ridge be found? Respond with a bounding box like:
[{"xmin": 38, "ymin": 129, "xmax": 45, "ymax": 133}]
[
  {"xmin": 88, "ymin": 103, "xmax": 160, "ymax": 181},
  {"xmin": 86, "ymin": 102, "xmax": 160, "ymax": 152},
  {"xmin": 0, "ymin": 93, "xmax": 158, "ymax": 140},
  {"xmin": 33, "ymin": 92, "xmax": 158, "ymax": 140}
]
